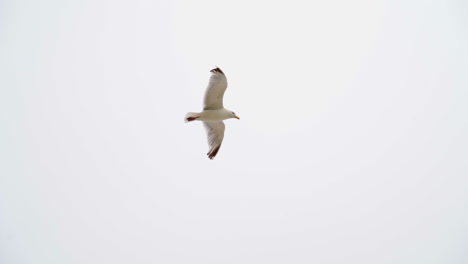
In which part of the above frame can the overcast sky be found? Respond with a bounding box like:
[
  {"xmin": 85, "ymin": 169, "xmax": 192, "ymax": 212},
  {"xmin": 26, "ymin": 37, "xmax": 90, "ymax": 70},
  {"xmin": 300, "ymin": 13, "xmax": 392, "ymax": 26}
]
[{"xmin": 1, "ymin": 0, "xmax": 467, "ymax": 263}]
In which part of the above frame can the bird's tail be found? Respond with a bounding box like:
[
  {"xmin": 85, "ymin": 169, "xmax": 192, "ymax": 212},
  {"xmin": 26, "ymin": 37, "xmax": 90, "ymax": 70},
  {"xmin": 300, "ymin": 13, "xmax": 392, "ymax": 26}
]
[{"xmin": 184, "ymin": 112, "xmax": 200, "ymax": 123}]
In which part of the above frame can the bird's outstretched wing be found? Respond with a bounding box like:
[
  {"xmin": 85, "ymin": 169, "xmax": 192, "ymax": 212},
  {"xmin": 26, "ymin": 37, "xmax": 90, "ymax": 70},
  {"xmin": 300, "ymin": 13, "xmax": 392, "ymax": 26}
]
[
  {"xmin": 202, "ymin": 121, "xmax": 225, "ymax": 159},
  {"xmin": 203, "ymin": 67, "xmax": 228, "ymax": 110}
]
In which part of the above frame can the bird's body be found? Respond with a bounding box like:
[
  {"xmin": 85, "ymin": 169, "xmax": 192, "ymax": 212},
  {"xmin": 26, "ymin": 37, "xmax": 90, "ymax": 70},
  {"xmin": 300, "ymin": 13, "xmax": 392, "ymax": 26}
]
[
  {"xmin": 185, "ymin": 67, "xmax": 239, "ymax": 159},
  {"xmin": 185, "ymin": 108, "xmax": 235, "ymax": 122}
]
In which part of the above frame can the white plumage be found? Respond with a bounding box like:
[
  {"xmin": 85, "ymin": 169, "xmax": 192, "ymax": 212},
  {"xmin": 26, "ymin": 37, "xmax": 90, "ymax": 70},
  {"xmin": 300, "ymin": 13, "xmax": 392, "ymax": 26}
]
[{"xmin": 185, "ymin": 67, "xmax": 239, "ymax": 159}]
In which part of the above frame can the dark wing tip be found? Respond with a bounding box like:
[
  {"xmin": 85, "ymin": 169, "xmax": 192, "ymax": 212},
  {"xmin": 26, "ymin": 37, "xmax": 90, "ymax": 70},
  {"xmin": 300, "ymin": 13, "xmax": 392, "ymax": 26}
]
[
  {"xmin": 210, "ymin": 67, "xmax": 224, "ymax": 75},
  {"xmin": 207, "ymin": 145, "xmax": 222, "ymax": 160}
]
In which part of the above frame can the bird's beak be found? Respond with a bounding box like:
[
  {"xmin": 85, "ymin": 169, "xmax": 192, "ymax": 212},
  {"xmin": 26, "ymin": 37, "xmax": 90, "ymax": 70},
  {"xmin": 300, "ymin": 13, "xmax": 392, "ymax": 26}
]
[{"xmin": 235, "ymin": 116, "xmax": 240, "ymax": 120}]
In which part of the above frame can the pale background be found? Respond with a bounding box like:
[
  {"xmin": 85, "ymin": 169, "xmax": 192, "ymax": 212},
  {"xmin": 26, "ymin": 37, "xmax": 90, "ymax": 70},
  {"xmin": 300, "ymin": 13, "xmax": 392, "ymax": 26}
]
[{"xmin": 1, "ymin": 0, "xmax": 467, "ymax": 263}]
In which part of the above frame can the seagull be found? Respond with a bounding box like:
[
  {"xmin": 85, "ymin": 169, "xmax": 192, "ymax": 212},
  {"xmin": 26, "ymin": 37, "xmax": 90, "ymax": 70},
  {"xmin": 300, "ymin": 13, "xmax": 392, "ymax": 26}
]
[{"xmin": 185, "ymin": 67, "xmax": 240, "ymax": 159}]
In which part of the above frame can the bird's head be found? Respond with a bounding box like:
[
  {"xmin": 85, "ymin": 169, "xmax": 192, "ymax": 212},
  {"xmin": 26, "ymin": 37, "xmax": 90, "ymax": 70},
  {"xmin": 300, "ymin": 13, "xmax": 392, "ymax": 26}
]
[{"xmin": 229, "ymin": 111, "xmax": 240, "ymax": 120}]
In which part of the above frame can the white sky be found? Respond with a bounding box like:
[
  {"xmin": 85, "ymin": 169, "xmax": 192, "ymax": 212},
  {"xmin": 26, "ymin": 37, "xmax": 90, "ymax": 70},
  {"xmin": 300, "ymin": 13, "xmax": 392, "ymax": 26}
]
[{"xmin": 1, "ymin": 0, "xmax": 467, "ymax": 263}]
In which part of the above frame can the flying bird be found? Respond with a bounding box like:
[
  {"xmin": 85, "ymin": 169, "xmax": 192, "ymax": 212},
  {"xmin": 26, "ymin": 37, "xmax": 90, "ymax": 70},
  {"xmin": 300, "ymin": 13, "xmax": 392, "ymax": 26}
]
[{"xmin": 185, "ymin": 67, "xmax": 240, "ymax": 159}]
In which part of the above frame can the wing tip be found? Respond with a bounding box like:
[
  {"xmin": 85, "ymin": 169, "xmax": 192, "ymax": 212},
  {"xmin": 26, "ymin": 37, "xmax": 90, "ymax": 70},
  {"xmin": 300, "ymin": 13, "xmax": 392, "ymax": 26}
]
[
  {"xmin": 207, "ymin": 145, "xmax": 221, "ymax": 160},
  {"xmin": 210, "ymin": 67, "xmax": 224, "ymax": 75}
]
